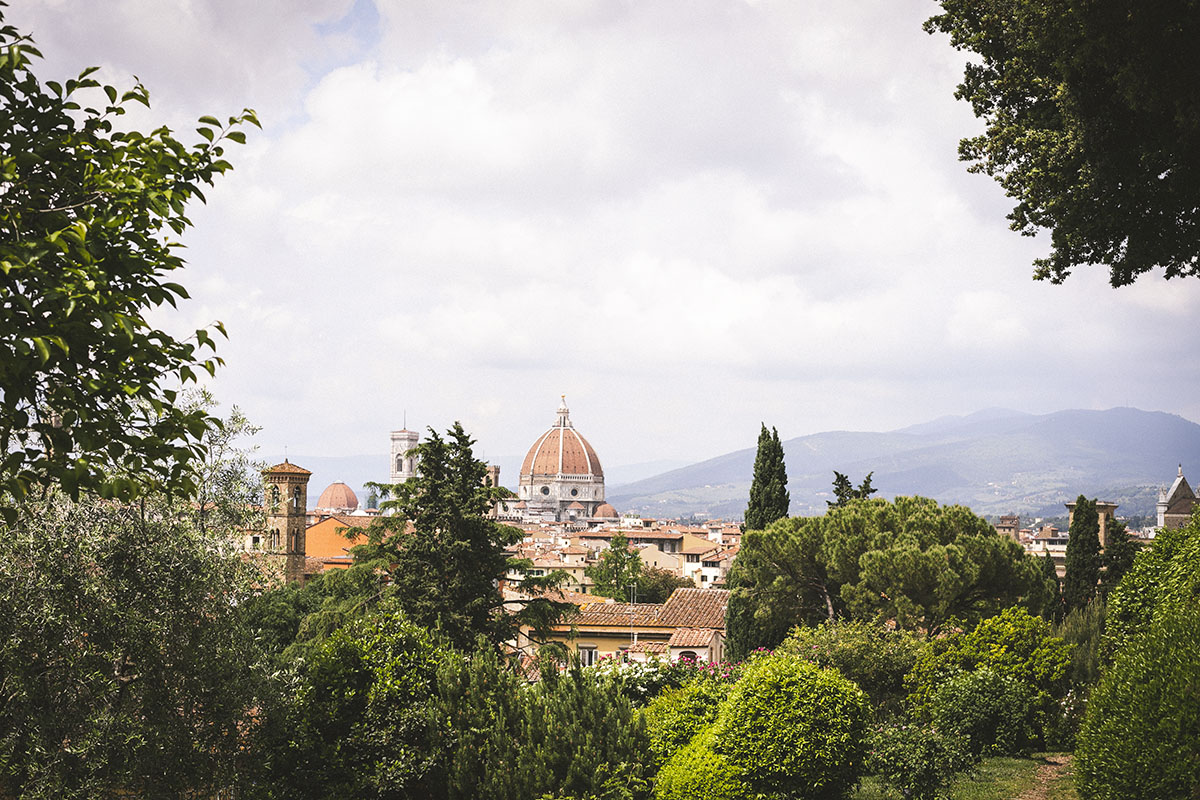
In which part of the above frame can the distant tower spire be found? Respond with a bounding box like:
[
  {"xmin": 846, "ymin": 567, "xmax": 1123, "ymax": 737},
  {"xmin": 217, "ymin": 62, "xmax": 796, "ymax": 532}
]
[{"xmin": 556, "ymin": 394, "xmax": 571, "ymax": 428}]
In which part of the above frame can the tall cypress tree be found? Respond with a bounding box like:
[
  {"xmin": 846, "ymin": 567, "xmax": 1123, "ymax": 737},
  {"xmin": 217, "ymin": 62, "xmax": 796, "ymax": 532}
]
[
  {"xmin": 1063, "ymin": 495, "xmax": 1101, "ymax": 611},
  {"xmin": 1039, "ymin": 552, "xmax": 1063, "ymax": 621},
  {"xmin": 1100, "ymin": 518, "xmax": 1139, "ymax": 598},
  {"xmin": 744, "ymin": 424, "xmax": 789, "ymax": 531}
]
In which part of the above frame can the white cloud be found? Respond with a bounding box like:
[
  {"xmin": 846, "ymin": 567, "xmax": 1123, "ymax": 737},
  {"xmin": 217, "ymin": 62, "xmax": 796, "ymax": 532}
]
[{"xmin": 7, "ymin": 0, "xmax": 1200, "ymax": 469}]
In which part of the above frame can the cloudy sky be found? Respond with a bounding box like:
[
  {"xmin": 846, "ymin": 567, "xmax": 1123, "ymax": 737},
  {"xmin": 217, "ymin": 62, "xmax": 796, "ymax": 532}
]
[{"xmin": 12, "ymin": 0, "xmax": 1200, "ymax": 476}]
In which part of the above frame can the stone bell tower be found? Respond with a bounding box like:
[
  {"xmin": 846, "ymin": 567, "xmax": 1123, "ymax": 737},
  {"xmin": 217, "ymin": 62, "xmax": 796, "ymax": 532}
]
[
  {"xmin": 390, "ymin": 428, "xmax": 420, "ymax": 485},
  {"xmin": 263, "ymin": 460, "xmax": 312, "ymax": 585}
]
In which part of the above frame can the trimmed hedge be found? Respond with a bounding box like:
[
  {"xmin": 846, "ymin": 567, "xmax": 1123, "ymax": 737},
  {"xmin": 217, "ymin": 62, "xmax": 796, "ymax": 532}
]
[
  {"xmin": 653, "ymin": 730, "xmax": 748, "ymax": 800},
  {"xmin": 643, "ymin": 678, "xmax": 729, "ymax": 765},
  {"xmin": 712, "ymin": 655, "xmax": 870, "ymax": 799}
]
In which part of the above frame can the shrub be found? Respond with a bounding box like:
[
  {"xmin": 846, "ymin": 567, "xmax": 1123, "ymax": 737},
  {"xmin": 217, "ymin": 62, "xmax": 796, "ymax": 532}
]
[
  {"xmin": 260, "ymin": 608, "xmax": 446, "ymax": 799},
  {"xmin": 711, "ymin": 655, "xmax": 870, "ymax": 799},
  {"xmin": 928, "ymin": 668, "xmax": 1037, "ymax": 757},
  {"xmin": 653, "ymin": 730, "xmax": 748, "ymax": 800},
  {"xmin": 1051, "ymin": 598, "xmax": 1106, "ymax": 691},
  {"xmin": 1075, "ymin": 511, "xmax": 1200, "ymax": 800},
  {"xmin": 777, "ymin": 620, "xmax": 925, "ymax": 714},
  {"xmin": 591, "ymin": 654, "xmax": 743, "ymax": 705},
  {"xmin": 866, "ymin": 723, "xmax": 972, "ymax": 800},
  {"xmin": 907, "ymin": 607, "xmax": 1073, "ymax": 713},
  {"xmin": 644, "ymin": 679, "xmax": 730, "ymax": 764},
  {"xmin": 1104, "ymin": 519, "xmax": 1197, "ymax": 654}
]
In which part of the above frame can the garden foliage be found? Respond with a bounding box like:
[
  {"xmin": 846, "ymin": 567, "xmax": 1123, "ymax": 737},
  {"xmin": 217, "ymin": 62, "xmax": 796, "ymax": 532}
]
[
  {"xmin": 1075, "ymin": 510, "xmax": 1200, "ymax": 799},
  {"xmin": 866, "ymin": 722, "xmax": 971, "ymax": 800},
  {"xmin": 928, "ymin": 669, "xmax": 1037, "ymax": 757},
  {"xmin": 0, "ymin": 497, "xmax": 264, "ymax": 799},
  {"xmin": 655, "ymin": 654, "xmax": 869, "ymax": 800},
  {"xmin": 776, "ymin": 619, "xmax": 925, "ymax": 715}
]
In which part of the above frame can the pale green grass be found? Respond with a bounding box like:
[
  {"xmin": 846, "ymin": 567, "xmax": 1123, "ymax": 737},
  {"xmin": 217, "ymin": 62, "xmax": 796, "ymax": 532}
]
[{"xmin": 854, "ymin": 753, "xmax": 1076, "ymax": 800}]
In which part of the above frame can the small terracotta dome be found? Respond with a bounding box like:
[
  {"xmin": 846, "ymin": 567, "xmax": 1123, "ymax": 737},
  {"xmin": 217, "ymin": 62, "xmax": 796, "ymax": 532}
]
[
  {"xmin": 316, "ymin": 481, "xmax": 359, "ymax": 512},
  {"xmin": 593, "ymin": 502, "xmax": 618, "ymax": 519}
]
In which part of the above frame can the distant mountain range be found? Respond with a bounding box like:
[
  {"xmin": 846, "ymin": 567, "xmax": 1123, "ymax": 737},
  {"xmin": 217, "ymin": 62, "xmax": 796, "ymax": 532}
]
[{"xmin": 607, "ymin": 408, "xmax": 1200, "ymax": 522}]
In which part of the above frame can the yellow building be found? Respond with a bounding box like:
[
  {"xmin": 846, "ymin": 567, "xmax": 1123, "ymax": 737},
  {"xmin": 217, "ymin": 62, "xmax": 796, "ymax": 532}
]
[{"xmin": 541, "ymin": 587, "xmax": 729, "ymax": 665}]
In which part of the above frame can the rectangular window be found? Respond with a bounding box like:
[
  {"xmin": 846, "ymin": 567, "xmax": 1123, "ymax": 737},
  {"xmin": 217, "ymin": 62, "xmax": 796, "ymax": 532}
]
[
  {"xmin": 579, "ymin": 647, "xmax": 599, "ymax": 666},
  {"xmin": 687, "ymin": 554, "xmax": 700, "ymax": 563}
]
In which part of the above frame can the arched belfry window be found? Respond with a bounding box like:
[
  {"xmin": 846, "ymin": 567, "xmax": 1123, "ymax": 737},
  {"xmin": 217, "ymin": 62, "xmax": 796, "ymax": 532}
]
[
  {"xmin": 292, "ymin": 486, "xmax": 301, "ymax": 510},
  {"xmin": 396, "ymin": 454, "xmax": 403, "ymax": 472},
  {"xmin": 270, "ymin": 485, "xmax": 280, "ymax": 508}
]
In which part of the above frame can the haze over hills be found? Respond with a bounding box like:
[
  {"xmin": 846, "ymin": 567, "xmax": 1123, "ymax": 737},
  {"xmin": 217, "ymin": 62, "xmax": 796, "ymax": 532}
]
[{"xmin": 607, "ymin": 408, "xmax": 1200, "ymax": 522}]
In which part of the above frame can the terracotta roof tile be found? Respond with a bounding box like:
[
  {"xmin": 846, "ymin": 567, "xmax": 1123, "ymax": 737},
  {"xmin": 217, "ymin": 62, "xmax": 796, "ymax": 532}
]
[
  {"xmin": 658, "ymin": 588, "xmax": 729, "ymax": 628},
  {"xmin": 564, "ymin": 588, "xmax": 729, "ymax": 631},
  {"xmin": 668, "ymin": 628, "xmax": 718, "ymax": 648},
  {"xmin": 570, "ymin": 602, "xmax": 663, "ymax": 627},
  {"xmin": 627, "ymin": 641, "xmax": 669, "ymax": 654},
  {"xmin": 264, "ymin": 460, "xmax": 312, "ymax": 475}
]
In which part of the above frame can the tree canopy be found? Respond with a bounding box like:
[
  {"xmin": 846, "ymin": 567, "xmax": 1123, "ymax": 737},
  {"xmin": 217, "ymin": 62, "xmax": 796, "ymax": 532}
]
[
  {"xmin": 926, "ymin": 0, "xmax": 1200, "ymax": 286},
  {"xmin": 0, "ymin": 10, "xmax": 258, "ymax": 521},
  {"xmin": 827, "ymin": 471, "xmax": 877, "ymax": 508},
  {"xmin": 0, "ymin": 497, "xmax": 265, "ymax": 799},
  {"xmin": 360, "ymin": 423, "xmax": 568, "ymax": 651},
  {"xmin": 587, "ymin": 531, "xmax": 643, "ymax": 600},
  {"xmin": 744, "ymin": 424, "xmax": 789, "ymax": 531},
  {"xmin": 727, "ymin": 497, "xmax": 1050, "ymax": 655}
]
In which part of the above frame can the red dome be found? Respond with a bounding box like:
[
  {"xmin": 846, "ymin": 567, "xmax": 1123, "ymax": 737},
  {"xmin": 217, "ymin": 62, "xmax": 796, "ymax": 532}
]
[
  {"xmin": 316, "ymin": 481, "xmax": 359, "ymax": 511},
  {"xmin": 593, "ymin": 503, "xmax": 619, "ymax": 519},
  {"xmin": 520, "ymin": 397, "xmax": 603, "ymax": 478}
]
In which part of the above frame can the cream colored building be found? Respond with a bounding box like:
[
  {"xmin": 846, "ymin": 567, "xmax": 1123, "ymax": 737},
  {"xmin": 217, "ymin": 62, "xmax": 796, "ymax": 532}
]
[{"xmin": 541, "ymin": 587, "xmax": 729, "ymax": 665}]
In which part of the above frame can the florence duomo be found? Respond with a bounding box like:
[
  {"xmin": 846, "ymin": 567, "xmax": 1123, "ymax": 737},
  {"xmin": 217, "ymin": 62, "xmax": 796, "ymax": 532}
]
[
  {"xmin": 384, "ymin": 396, "xmax": 617, "ymax": 523},
  {"xmin": 516, "ymin": 396, "xmax": 613, "ymax": 522}
]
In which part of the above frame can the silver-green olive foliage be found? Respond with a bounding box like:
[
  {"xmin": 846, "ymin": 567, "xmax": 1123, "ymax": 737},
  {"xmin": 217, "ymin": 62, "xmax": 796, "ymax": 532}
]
[
  {"xmin": 0, "ymin": 497, "xmax": 264, "ymax": 798},
  {"xmin": 927, "ymin": 0, "xmax": 1200, "ymax": 286},
  {"xmin": 0, "ymin": 9, "xmax": 258, "ymax": 520}
]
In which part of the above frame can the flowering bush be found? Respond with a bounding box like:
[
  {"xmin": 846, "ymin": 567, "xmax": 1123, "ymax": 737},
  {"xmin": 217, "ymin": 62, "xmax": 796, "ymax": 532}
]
[
  {"xmin": 589, "ymin": 654, "xmax": 751, "ymax": 705},
  {"xmin": 866, "ymin": 723, "xmax": 971, "ymax": 800}
]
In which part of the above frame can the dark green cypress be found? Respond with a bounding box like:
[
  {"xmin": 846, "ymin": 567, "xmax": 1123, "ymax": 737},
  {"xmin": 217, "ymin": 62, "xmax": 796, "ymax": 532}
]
[
  {"xmin": 1063, "ymin": 495, "xmax": 1101, "ymax": 611},
  {"xmin": 1039, "ymin": 552, "xmax": 1063, "ymax": 621},
  {"xmin": 745, "ymin": 424, "xmax": 789, "ymax": 531},
  {"xmin": 1100, "ymin": 518, "xmax": 1139, "ymax": 598}
]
